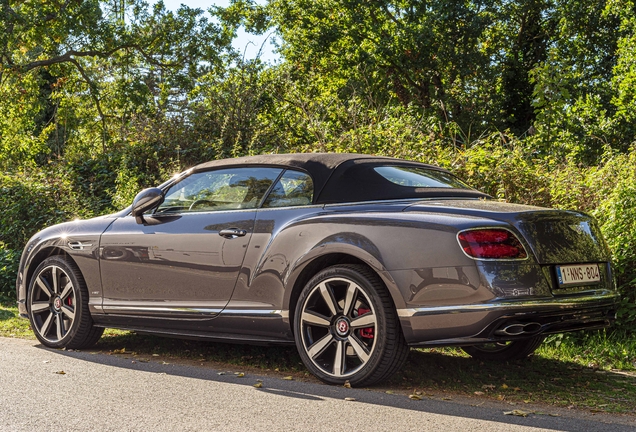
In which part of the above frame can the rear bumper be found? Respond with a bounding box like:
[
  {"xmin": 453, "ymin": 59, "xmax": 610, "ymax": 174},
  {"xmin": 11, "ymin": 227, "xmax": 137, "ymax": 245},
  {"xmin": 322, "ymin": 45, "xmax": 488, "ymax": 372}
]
[{"xmin": 398, "ymin": 290, "xmax": 620, "ymax": 346}]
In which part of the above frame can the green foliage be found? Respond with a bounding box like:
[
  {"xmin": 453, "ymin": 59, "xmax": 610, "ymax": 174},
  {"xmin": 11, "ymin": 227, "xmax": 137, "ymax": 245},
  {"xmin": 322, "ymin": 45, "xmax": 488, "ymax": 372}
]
[
  {"xmin": 0, "ymin": 247, "xmax": 19, "ymax": 301},
  {"xmin": 0, "ymin": 165, "xmax": 112, "ymax": 296},
  {"xmin": 0, "ymin": 170, "xmax": 79, "ymax": 250},
  {"xmin": 542, "ymin": 329, "xmax": 636, "ymax": 371},
  {"xmin": 1, "ymin": 0, "xmax": 636, "ymax": 335}
]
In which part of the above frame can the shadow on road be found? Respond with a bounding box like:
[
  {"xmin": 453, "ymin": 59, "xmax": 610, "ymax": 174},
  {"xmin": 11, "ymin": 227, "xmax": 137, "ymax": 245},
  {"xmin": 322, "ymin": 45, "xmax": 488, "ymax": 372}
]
[{"xmin": 34, "ymin": 332, "xmax": 636, "ymax": 432}]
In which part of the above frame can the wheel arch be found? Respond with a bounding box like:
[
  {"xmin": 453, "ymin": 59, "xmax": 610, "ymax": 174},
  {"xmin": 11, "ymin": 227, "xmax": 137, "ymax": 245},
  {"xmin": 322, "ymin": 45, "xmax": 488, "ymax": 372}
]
[
  {"xmin": 25, "ymin": 247, "xmax": 77, "ymax": 298},
  {"xmin": 285, "ymin": 250, "xmax": 405, "ymax": 333}
]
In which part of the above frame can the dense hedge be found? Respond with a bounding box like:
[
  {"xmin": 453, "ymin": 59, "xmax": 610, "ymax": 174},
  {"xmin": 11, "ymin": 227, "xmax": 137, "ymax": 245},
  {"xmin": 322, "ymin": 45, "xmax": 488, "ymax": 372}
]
[
  {"xmin": 0, "ymin": 165, "xmax": 113, "ymax": 303},
  {"xmin": 1, "ymin": 138, "xmax": 634, "ymax": 330}
]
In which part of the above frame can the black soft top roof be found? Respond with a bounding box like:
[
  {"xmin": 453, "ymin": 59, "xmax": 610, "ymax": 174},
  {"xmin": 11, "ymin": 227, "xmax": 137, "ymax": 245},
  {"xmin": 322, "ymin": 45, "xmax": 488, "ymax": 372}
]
[{"xmin": 192, "ymin": 153, "xmax": 489, "ymax": 204}]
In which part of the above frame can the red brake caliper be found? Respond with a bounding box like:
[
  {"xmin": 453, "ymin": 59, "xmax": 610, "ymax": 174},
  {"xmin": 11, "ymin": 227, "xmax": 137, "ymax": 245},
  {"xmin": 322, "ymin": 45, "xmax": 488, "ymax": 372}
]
[{"xmin": 357, "ymin": 307, "xmax": 374, "ymax": 339}]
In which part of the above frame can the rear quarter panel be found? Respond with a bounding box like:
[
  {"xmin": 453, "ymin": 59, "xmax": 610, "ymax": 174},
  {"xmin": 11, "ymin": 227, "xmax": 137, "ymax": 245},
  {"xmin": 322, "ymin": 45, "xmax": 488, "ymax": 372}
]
[{"xmin": 232, "ymin": 203, "xmax": 519, "ymax": 319}]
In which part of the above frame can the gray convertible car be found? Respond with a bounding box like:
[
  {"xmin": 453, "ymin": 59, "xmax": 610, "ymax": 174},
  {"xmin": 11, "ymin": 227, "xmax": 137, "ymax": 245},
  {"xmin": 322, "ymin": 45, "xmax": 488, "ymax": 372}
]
[{"xmin": 16, "ymin": 153, "xmax": 620, "ymax": 385}]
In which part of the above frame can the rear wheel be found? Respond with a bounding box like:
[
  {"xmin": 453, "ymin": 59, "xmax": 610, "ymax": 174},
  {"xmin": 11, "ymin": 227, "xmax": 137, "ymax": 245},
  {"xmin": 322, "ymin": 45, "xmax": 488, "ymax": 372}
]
[
  {"xmin": 294, "ymin": 265, "xmax": 409, "ymax": 386},
  {"xmin": 461, "ymin": 336, "xmax": 544, "ymax": 361},
  {"xmin": 27, "ymin": 255, "xmax": 104, "ymax": 349}
]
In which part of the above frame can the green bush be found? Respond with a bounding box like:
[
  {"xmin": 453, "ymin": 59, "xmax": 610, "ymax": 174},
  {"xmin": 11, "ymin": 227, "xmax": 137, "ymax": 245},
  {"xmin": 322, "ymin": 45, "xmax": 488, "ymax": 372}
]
[
  {"xmin": 0, "ymin": 166, "xmax": 99, "ymax": 297},
  {"xmin": 0, "ymin": 247, "xmax": 19, "ymax": 303},
  {"xmin": 0, "ymin": 169, "xmax": 82, "ymax": 251}
]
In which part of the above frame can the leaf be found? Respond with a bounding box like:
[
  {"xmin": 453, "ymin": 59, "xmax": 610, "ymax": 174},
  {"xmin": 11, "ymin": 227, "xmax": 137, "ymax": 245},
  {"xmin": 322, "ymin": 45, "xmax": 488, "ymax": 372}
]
[
  {"xmin": 408, "ymin": 394, "xmax": 422, "ymax": 400},
  {"xmin": 474, "ymin": 391, "xmax": 484, "ymax": 395},
  {"xmin": 385, "ymin": 390, "xmax": 394, "ymax": 394},
  {"xmin": 55, "ymin": 370, "xmax": 66, "ymax": 375},
  {"xmin": 344, "ymin": 397, "xmax": 356, "ymax": 401},
  {"xmin": 504, "ymin": 410, "xmax": 531, "ymax": 417},
  {"xmin": 113, "ymin": 348, "xmax": 126, "ymax": 354},
  {"xmin": 482, "ymin": 384, "xmax": 495, "ymax": 390},
  {"xmin": 253, "ymin": 382, "xmax": 263, "ymax": 388},
  {"xmin": 235, "ymin": 372, "xmax": 245, "ymax": 377},
  {"xmin": 282, "ymin": 376, "xmax": 293, "ymax": 380},
  {"xmin": 217, "ymin": 372, "xmax": 225, "ymax": 375},
  {"xmin": 501, "ymin": 383, "xmax": 509, "ymax": 389},
  {"xmin": 152, "ymin": 354, "xmax": 160, "ymax": 357},
  {"xmin": 343, "ymin": 380, "xmax": 351, "ymax": 388}
]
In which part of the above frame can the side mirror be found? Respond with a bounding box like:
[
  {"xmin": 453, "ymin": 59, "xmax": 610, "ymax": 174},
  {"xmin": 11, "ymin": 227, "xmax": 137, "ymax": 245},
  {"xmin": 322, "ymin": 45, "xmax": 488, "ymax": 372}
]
[{"xmin": 131, "ymin": 188, "xmax": 164, "ymax": 224}]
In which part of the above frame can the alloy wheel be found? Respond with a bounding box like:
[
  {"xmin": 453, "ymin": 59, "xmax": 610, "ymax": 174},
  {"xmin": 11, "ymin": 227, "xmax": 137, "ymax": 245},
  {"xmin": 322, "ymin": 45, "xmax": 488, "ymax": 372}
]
[
  {"xmin": 29, "ymin": 265, "xmax": 76, "ymax": 343},
  {"xmin": 299, "ymin": 277, "xmax": 378, "ymax": 378}
]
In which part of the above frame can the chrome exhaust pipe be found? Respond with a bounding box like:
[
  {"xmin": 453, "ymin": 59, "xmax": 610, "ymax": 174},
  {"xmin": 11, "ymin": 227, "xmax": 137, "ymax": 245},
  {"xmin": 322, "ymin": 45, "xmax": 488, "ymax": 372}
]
[
  {"xmin": 523, "ymin": 322, "xmax": 542, "ymax": 334},
  {"xmin": 494, "ymin": 322, "xmax": 542, "ymax": 336},
  {"xmin": 498, "ymin": 324, "xmax": 526, "ymax": 335}
]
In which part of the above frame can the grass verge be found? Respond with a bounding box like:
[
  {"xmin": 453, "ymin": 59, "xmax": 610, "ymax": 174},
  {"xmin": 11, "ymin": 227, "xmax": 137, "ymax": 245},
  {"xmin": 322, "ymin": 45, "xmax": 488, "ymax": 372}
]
[{"xmin": 2, "ymin": 303, "xmax": 634, "ymax": 414}]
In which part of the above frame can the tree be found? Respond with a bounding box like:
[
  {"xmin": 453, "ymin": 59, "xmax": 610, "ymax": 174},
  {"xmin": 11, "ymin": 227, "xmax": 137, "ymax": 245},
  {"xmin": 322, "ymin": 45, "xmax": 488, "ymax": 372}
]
[{"xmin": 0, "ymin": 0, "xmax": 232, "ymax": 164}]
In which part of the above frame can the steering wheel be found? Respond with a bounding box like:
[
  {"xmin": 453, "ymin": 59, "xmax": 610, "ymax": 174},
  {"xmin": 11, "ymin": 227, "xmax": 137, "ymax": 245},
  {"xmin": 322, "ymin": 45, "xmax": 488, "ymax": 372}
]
[{"xmin": 188, "ymin": 199, "xmax": 216, "ymax": 211}]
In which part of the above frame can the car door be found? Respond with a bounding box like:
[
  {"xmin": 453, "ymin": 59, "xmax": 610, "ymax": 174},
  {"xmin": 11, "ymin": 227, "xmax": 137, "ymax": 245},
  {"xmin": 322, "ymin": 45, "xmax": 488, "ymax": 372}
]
[{"xmin": 99, "ymin": 167, "xmax": 283, "ymax": 320}]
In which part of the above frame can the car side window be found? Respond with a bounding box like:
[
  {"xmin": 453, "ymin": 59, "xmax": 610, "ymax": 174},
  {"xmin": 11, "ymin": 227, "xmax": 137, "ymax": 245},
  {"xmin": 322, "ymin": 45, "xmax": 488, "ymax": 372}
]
[
  {"xmin": 155, "ymin": 167, "xmax": 283, "ymax": 213},
  {"xmin": 262, "ymin": 170, "xmax": 314, "ymax": 208}
]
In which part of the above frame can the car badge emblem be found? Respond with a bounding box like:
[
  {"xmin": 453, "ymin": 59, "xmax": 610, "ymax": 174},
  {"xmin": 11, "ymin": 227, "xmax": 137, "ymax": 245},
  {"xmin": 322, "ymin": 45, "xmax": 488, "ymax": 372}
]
[
  {"xmin": 335, "ymin": 318, "xmax": 349, "ymax": 336},
  {"xmin": 54, "ymin": 298, "xmax": 62, "ymax": 310}
]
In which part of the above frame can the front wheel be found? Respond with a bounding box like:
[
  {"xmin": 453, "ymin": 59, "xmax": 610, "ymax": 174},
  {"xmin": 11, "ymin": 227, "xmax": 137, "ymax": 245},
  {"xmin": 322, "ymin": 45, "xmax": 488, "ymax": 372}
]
[
  {"xmin": 461, "ymin": 336, "xmax": 545, "ymax": 361},
  {"xmin": 27, "ymin": 255, "xmax": 104, "ymax": 349},
  {"xmin": 294, "ymin": 265, "xmax": 409, "ymax": 386}
]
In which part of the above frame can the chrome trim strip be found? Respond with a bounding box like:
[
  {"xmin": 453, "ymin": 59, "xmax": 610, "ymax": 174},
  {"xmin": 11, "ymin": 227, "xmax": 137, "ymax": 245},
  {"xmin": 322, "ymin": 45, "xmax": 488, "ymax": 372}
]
[
  {"xmin": 219, "ymin": 309, "xmax": 285, "ymax": 317},
  {"xmin": 323, "ymin": 198, "xmax": 448, "ymax": 208},
  {"xmin": 256, "ymin": 205, "xmax": 324, "ymax": 212},
  {"xmin": 397, "ymin": 291, "xmax": 620, "ymax": 317},
  {"xmin": 102, "ymin": 306, "xmax": 223, "ymax": 315},
  {"xmin": 101, "ymin": 306, "xmax": 289, "ymax": 318}
]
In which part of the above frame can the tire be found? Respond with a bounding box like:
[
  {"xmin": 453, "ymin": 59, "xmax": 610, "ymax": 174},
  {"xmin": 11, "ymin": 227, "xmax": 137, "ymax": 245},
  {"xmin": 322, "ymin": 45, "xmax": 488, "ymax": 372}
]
[
  {"xmin": 27, "ymin": 255, "xmax": 104, "ymax": 349},
  {"xmin": 461, "ymin": 335, "xmax": 545, "ymax": 361},
  {"xmin": 294, "ymin": 264, "xmax": 409, "ymax": 386}
]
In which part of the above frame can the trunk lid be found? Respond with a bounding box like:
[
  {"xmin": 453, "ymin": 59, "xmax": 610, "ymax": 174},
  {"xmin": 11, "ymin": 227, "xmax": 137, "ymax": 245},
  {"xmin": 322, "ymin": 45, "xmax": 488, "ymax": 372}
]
[{"xmin": 404, "ymin": 200, "xmax": 610, "ymax": 264}]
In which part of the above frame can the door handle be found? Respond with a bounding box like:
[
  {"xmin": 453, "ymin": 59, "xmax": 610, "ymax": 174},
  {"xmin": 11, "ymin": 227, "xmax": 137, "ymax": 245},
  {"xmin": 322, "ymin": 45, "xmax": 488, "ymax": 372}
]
[{"xmin": 218, "ymin": 228, "xmax": 248, "ymax": 238}]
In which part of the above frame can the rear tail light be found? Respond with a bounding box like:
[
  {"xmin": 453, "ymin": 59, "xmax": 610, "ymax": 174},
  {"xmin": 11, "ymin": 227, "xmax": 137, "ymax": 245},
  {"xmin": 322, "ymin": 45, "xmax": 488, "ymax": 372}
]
[{"xmin": 457, "ymin": 228, "xmax": 527, "ymax": 260}]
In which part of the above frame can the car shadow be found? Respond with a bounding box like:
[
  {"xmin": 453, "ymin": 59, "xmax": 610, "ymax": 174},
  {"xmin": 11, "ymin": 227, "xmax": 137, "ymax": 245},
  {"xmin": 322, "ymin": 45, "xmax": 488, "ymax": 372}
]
[{"xmin": 34, "ymin": 331, "xmax": 636, "ymax": 432}]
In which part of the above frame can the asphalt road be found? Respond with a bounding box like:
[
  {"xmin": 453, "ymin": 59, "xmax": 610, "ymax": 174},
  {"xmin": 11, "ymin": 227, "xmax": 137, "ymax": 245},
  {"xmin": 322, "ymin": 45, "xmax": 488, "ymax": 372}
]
[{"xmin": 0, "ymin": 337, "xmax": 633, "ymax": 432}]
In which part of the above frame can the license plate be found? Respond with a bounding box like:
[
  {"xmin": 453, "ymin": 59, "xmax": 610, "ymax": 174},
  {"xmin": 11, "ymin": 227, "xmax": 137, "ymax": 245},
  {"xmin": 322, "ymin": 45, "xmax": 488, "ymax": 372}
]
[{"xmin": 556, "ymin": 264, "xmax": 601, "ymax": 286}]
